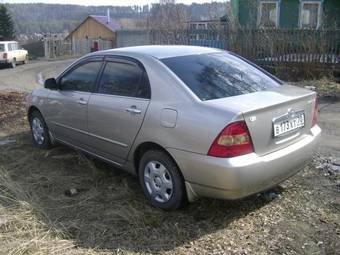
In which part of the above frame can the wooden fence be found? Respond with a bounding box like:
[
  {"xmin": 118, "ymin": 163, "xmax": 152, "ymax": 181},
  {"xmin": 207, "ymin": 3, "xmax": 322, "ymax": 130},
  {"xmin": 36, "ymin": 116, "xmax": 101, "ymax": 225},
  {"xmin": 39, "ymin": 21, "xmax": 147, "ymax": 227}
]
[
  {"xmin": 41, "ymin": 28, "xmax": 339, "ymax": 78},
  {"xmin": 44, "ymin": 37, "xmax": 72, "ymax": 59},
  {"xmin": 43, "ymin": 37, "xmax": 114, "ymax": 59},
  {"xmin": 21, "ymin": 41, "xmax": 45, "ymax": 59},
  {"xmin": 226, "ymin": 29, "xmax": 339, "ymax": 63},
  {"xmin": 148, "ymin": 28, "xmax": 340, "ymax": 79},
  {"xmin": 148, "ymin": 28, "xmax": 340, "ymax": 63}
]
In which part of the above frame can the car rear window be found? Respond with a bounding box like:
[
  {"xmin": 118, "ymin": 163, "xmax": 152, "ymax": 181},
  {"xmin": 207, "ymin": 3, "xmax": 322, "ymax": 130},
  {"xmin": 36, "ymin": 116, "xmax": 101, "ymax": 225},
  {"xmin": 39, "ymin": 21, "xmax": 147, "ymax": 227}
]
[
  {"xmin": 0, "ymin": 44, "xmax": 4, "ymax": 52},
  {"xmin": 161, "ymin": 52, "xmax": 282, "ymax": 101}
]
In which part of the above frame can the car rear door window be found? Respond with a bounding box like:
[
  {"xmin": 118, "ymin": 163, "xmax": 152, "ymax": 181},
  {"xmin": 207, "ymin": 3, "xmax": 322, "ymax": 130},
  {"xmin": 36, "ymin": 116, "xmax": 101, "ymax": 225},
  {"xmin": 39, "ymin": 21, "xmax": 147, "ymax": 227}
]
[
  {"xmin": 60, "ymin": 61, "xmax": 102, "ymax": 92},
  {"xmin": 98, "ymin": 61, "xmax": 150, "ymax": 99},
  {"xmin": 0, "ymin": 44, "xmax": 5, "ymax": 51},
  {"xmin": 161, "ymin": 52, "xmax": 281, "ymax": 101}
]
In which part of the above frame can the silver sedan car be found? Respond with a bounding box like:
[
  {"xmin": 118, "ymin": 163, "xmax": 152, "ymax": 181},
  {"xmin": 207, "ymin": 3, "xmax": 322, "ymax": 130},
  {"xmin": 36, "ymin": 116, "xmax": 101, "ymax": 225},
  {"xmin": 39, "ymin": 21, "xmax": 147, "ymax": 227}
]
[{"xmin": 26, "ymin": 46, "xmax": 321, "ymax": 210}]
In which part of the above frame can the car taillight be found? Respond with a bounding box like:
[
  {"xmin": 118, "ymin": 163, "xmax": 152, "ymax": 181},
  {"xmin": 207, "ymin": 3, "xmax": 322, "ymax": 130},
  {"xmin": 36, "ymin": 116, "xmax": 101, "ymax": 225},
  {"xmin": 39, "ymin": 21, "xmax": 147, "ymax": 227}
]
[
  {"xmin": 208, "ymin": 120, "xmax": 254, "ymax": 158},
  {"xmin": 3, "ymin": 53, "xmax": 7, "ymax": 59},
  {"xmin": 312, "ymin": 97, "xmax": 318, "ymax": 127}
]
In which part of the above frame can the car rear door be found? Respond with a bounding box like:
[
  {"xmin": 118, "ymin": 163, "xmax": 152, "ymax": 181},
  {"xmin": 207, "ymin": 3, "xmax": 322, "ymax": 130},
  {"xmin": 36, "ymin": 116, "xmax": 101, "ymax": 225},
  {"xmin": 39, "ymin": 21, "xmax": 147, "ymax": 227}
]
[
  {"xmin": 11, "ymin": 43, "xmax": 21, "ymax": 61},
  {"xmin": 44, "ymin": 58, "xmax": 103, "ymax": 148},
  {"xmin": 87, "ymin": 57, "xmax": 151, "ymax": 164}
]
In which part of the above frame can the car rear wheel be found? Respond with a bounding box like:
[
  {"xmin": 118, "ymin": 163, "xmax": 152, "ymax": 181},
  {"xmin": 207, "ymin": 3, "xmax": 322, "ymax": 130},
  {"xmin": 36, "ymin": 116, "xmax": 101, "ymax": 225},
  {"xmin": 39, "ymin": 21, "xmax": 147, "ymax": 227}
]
[
  {"xmin": 29, "ymin": 111, "xmax": 52, "ymax": 149},
  {"xmin": 138, "ymin": 150, "xmax": 187, "ymax": 210}
]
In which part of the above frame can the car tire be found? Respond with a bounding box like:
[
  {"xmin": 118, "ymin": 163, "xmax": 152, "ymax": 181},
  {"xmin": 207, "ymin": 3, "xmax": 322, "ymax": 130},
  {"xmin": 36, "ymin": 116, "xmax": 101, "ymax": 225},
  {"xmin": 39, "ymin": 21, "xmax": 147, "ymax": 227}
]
[
  {"xmin": 138, "ymin": 150, "xmax": 187, "ymax": 210},
  {"xmin": 29, "ymin": 110, "xmax": 52, "ymax": 149},
  {"xmin": 11, "ymin": 58, "xmax": 16, "ymax": 68}
]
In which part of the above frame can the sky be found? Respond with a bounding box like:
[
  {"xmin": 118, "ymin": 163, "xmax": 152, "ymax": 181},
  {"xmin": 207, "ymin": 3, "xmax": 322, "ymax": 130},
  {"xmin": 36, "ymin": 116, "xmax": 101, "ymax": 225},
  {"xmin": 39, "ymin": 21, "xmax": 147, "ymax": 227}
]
[{"xmin": 1, "ymin": 0, "xmax": 226, "ymax": 6}]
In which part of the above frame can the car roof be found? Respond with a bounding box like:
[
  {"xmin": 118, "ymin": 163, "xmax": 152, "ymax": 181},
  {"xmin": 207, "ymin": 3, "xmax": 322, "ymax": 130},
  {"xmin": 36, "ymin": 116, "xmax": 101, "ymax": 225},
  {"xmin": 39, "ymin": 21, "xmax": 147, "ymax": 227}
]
[{"xmin": 103, "ymin": 45, "xmax": 222, "ymax": 59}]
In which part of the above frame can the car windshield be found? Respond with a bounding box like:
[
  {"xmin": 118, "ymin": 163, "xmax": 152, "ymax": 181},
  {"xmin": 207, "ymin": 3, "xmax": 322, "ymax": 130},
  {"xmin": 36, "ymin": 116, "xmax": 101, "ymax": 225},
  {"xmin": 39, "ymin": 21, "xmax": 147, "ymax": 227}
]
[
  {"xmin": 0, "ymin": 44, "xmax": 4, "ymax": 52},
  {"xmin": 161, "ymin": 52, "xmax": 282, "ymax": 101}
]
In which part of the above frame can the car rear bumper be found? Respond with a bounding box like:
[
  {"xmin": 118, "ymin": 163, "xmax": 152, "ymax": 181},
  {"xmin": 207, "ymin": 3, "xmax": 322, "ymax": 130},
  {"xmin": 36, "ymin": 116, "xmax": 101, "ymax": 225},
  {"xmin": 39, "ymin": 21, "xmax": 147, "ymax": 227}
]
[{"xmin": 168, "ymin": 125, "xmax": 321, "ymax": 201}]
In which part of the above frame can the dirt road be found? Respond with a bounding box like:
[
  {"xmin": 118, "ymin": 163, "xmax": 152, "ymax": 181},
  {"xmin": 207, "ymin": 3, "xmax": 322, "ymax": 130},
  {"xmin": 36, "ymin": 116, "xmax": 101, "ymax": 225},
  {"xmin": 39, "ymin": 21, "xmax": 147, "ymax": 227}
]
[{"xmin": 0, "ymin": 59, "xmax": 74, "ymax": 92}]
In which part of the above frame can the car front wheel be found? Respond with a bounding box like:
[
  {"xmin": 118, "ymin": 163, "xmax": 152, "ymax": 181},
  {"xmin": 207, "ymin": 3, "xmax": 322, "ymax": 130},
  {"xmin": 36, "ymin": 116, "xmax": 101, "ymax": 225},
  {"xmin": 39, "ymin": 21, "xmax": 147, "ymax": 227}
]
[
  {"xmin": 138, "ymin": 150, "xmax": 187, "ymax": 210},
  {"xmin": 29, "ymin": 111, "xmax": 52, "ymax": 149}
]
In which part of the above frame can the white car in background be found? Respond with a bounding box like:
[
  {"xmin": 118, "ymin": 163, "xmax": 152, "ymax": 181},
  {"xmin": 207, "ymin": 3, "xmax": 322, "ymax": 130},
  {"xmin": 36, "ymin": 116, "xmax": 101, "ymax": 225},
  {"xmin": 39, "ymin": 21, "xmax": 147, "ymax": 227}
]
[{"xmin": 0, "ymin": 41, "xmax": 28, "ymax": 68}]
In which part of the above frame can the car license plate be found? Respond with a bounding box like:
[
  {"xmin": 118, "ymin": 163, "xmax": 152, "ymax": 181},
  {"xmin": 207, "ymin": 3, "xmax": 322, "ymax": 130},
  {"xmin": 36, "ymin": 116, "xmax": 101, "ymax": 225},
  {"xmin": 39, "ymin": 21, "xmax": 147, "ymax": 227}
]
[{"xmin": 273, "ymin": 111, "xmax": 305, "ymax": 137}]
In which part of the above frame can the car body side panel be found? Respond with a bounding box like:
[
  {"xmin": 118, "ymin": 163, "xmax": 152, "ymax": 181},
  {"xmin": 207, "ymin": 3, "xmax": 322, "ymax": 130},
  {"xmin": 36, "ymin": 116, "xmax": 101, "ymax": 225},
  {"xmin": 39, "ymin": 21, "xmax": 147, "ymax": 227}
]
[
  {"xmin": 123, "ymin": 54, "xmax": 238, "ymax": 163},
  {"xmin": 43, "ymin": 90, "xmax": 91, "ymax": 148},
  {"xmin": 26, "ymin": 88, "xmax": 51, "ymax": 117},
  {"xmin": 87, "ymin": 94, "xmax": 150, "ymax": 164}
]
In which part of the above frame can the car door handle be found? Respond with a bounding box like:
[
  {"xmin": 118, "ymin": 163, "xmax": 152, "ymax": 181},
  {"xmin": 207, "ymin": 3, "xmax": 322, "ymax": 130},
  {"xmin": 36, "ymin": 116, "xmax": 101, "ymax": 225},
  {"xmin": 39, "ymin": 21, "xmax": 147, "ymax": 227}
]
[
  {"xmin": 126, "ymin": 106, "xmax": 142, "ymax": 114},
  {"xmin": 77, "ymin": 98, "xmax": 87, "ymax": 105}
]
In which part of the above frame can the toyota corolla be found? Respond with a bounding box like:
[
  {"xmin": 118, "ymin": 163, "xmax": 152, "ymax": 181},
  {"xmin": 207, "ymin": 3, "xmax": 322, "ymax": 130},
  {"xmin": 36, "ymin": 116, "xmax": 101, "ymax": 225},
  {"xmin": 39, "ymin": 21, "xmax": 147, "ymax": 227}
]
[{"xmin": 26, "ymin": 46, "xmax": 321, "ymax": 210}]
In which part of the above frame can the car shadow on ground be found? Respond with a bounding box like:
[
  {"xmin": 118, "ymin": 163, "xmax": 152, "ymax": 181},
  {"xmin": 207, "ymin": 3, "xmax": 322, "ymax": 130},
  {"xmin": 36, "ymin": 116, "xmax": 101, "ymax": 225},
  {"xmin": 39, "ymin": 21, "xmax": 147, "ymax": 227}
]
[
  {"xmin": 0, "ymin": 65, "xmax": 11, "ymax": 70},
  {"xmin": 0, "ymin": 131, "xmax": 283, "ymax": 253}
]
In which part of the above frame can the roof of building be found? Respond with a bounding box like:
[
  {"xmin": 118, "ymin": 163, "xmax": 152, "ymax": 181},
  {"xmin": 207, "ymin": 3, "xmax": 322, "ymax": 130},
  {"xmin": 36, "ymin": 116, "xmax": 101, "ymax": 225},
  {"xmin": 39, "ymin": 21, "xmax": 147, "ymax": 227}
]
[
  {"xmin": 89, "ymin": 15, "xmax": 121, "ymax": 32},
  {"xmin": 66, "ymin": 15, "xmax": 121, "ymax": 40}
]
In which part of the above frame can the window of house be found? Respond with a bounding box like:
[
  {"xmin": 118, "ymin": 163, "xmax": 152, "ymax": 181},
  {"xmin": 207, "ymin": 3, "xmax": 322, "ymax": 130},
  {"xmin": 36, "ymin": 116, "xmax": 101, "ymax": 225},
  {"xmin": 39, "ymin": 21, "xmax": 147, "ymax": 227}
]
[
  {"xmin": 258, "ymin": 1, "xmax": 279, "ymax": 28},
  {"xmin": 198, "ymin": 23, "xmax": 206, "ymax": 29},
  {"xmin": 300, "ymin": 1, "xmax": 322, "ymax": 29},
  {"xmin": 190, "ymin": 23, "xmax": 197, "ymax": 30}
]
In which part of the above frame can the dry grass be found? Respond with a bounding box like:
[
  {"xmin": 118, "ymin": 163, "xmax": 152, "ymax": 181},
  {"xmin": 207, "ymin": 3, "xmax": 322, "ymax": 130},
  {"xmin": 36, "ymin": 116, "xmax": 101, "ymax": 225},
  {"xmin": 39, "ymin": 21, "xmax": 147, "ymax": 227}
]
[
  {"xmin": 0, "ymin": 91, "xmax": 339, "ymax": 255},
  {"xmin": 294, "ymin": 78, "xmax": 340, "ymax": 98},
  {"xmin": 0, "ymin": 167, "xmax": 81, "ymax": 255}
]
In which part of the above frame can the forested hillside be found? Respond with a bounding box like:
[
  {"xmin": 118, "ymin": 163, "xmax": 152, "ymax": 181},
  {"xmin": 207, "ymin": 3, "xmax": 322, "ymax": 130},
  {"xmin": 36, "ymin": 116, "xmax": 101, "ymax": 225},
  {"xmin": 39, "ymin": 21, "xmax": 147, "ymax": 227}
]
[{"xmin": 6, "ymin": 2, "xmax": 228, "ymax": 35}]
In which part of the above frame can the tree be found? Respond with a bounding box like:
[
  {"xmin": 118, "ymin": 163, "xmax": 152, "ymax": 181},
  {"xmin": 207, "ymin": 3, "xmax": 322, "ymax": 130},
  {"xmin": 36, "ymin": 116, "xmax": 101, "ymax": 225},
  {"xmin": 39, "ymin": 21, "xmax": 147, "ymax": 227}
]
[
  {"xmin": 149, "ymin": 3, "xmax": 188, "ymax": 31},
  {"xmin": 0, "ymin": 4, "xmax": 15, "ymax": 40}
]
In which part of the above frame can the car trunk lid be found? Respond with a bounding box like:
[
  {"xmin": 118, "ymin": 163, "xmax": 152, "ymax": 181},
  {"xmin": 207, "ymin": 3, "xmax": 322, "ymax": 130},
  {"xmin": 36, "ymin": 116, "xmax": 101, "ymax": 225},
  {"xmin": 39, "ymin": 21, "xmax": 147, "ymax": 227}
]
[{"xmin": 205, "ymin": 84, "xmax": 316, "ymax": 156}]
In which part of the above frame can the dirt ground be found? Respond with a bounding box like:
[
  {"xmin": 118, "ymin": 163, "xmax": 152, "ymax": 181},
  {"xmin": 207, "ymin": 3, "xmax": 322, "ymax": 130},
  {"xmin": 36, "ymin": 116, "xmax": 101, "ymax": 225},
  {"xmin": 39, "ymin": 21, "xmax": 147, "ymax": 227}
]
[
  {"xmin": 0, "ymin": 59, "xmax": 74, "ymax": 92},
  {"xmin": 0, "ymin": 63, "xmax": 339, "ymax": 254},
  {"xmin": 0, "ymin": 94, "xmax": 339, "ymax": 255}
]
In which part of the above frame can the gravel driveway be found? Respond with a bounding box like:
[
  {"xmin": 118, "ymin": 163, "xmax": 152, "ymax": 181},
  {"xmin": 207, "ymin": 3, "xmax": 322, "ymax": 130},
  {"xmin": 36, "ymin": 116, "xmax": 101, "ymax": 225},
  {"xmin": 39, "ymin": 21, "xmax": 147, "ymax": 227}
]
[{"xmin": 0, "ymin": 59, "xmax": 74, "ymax": 92}]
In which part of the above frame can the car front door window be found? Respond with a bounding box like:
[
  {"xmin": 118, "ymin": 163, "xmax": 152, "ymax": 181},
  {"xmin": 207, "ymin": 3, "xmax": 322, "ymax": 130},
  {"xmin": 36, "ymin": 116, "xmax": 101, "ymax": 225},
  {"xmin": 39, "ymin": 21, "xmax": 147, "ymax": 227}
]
[{"xmin": 60, "ymin": 61, "xmax": 102, "ymax": 92}]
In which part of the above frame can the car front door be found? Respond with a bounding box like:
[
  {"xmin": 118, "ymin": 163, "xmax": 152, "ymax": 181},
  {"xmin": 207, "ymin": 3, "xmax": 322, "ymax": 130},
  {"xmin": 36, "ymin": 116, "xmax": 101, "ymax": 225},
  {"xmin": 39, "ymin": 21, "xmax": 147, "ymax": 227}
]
[
  {"xmin": 87, "ymin": 58, "xmax": 151, "ymax": 164},
  {"xmin": 44, "ymin": 58, "xmax": 103, "ymax": 148}
]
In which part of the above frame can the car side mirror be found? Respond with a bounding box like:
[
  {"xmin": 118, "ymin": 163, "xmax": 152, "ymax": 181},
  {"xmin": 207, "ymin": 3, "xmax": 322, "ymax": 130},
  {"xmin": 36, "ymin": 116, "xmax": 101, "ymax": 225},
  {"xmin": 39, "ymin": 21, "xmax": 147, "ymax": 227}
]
[{"xmin": 44, "ymin": 78, "xmax": 59, "ymax": 90}]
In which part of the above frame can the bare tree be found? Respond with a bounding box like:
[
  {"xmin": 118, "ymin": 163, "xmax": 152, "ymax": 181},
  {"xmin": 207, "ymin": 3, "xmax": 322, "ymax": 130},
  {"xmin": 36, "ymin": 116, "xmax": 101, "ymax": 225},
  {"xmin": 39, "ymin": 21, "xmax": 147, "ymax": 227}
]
[{"xmin": 149, "ymin": 3, "xmax": 188, "ymax": 44}]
